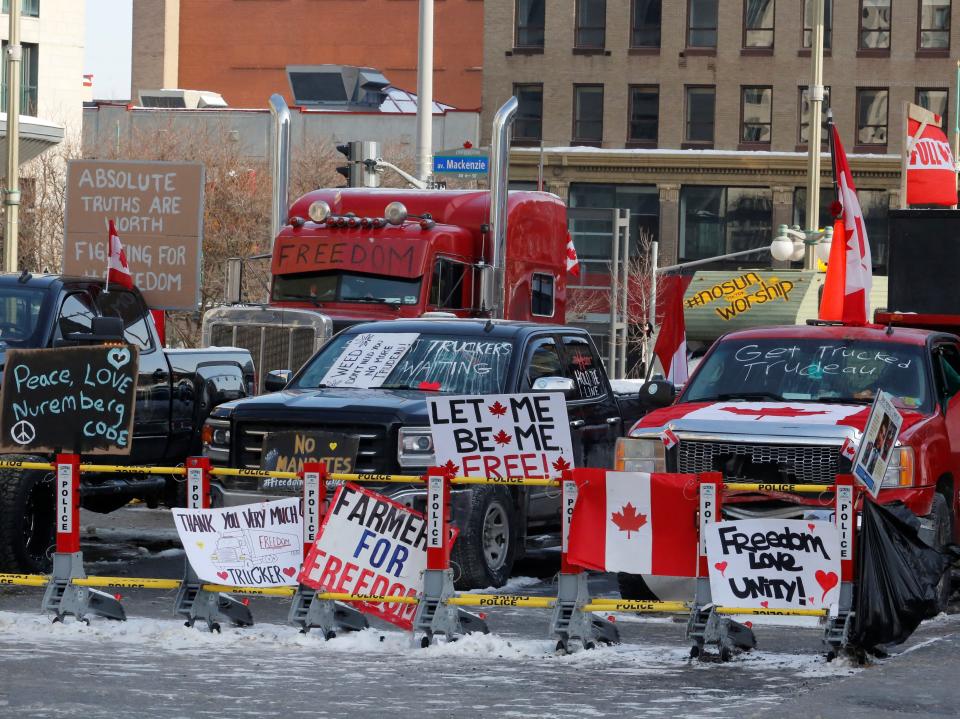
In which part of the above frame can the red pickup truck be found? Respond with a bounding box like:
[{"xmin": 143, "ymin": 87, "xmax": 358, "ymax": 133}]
[{"xmin": 617, "ymin": 322, "xmax": 958, "ymax": 610}]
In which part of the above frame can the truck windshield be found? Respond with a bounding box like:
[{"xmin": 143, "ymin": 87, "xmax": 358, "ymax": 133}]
[
  {"xmin": 0, "ymin": 286, "xmax": 48, "ymax": 345},
  {"xmin": 296, "ymin": 332, "xmax": 514, "ymax": 395},
  {"xmin": 683, "ymin": 338, "xmax": 932, "ymax": 413},
  {"xmin": 272, "ymin": 271, "xmax": 420, "ymax": 306}
]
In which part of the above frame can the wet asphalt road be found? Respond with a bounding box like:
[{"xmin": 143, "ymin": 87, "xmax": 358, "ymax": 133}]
[{"xmin": 0, "ymin": 506, "xmax": 957, "ymax": 719}]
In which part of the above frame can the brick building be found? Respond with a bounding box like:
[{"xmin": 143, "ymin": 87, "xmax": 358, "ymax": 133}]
[
  {"xmin": 131, "ymin": 0, "xmax": 484, "ymax": 110},
  {"xmin": 482, "ymin": 0, "xmax": 957, "ymax": 278}
]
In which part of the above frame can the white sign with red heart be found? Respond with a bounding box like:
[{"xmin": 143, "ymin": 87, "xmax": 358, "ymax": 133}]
[
  {"xmin": 172, "ymin": 497, "xmax": 303, "ymax": 587},
  {"xmin": 705, "ymin": 519, "xmax": 841, "ymax": 612}
]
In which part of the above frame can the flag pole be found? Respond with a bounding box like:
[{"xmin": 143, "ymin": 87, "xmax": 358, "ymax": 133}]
[
  {"xmin": 826, "ymin": 110, "xmax": 839, "ymax": 208},
  {"xmin": 104, "ymin": 217, "xmax": 111, "ymax": 294}
]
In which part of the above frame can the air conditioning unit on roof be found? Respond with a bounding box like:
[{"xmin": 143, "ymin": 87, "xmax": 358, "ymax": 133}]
[{"xmin": 137, "ymin": 89, "xmax": 228, "ymax": 109}]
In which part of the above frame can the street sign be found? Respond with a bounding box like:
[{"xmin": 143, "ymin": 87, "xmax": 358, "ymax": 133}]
[{"xmin": 432, "ymin": 155, "xmax": 489, "ymax": 174}]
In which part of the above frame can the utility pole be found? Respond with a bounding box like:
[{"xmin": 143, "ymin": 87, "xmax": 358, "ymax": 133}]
[
  {"xmin": 803, "ymin": 0, "xmax": 825, "ymax": 271},
  {"xmin": 414, "ymin": 0, "xmax": 434, "ymax": 182},
  {"xmin": 3, "ymin": 0, "xmax": 21, "ymax": 272}
]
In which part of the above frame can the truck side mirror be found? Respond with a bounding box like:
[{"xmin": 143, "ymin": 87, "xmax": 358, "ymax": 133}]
[
  {"xmin": 264, "ymin": 369, "xmax": 291, "ymax": 393},
  {"xmin": 639, "ymin": 379, "xmax": 675, "ymax": 408},
  {"xmin": 532, "ymin": 376, "xmax": 576, "ymax": 398}
]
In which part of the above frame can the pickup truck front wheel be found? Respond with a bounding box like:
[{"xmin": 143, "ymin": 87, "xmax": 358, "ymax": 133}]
[
  {"xmin": 0, "ymin": 459, "xmax": 56, "ymax": 573},
  {"xmin": 451, "ymin": 487, "xmax": 517, "ymax": 590}
]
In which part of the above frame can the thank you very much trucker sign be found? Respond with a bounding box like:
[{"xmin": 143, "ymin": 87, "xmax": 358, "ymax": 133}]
[
  {"xmin": 62, "ymin": 160, "xmax": 205, "ymax": 310},
  {"xmin": 0, "ymin": 346, "xmax": 138, "ymax": 455}
]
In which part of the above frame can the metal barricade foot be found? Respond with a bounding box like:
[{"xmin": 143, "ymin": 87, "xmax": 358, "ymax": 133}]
[
  {"xmin": 41, "ymin": 552, "xmax": 126, "ymax": 623},
  {"xmin": 412, "ymin": 569, "xmax": 488, "ymax": 646},
  {"xmin": 686, "ymin": 604, "xmax": 756, "ymax": 662},
  {"xmin": 823, "ymin": 582, "xmax": 855, "ymax": 661},
  {"xmin": 174, "ymin": 564, "xmax": 252, "ymax": 632},
  {"xmin": 287, "ymin": 585, "xmax": 369, "ymax": 638},
  {"xmin": 550, "ymin": 572, "xmax": 619, "ymax": 653}
]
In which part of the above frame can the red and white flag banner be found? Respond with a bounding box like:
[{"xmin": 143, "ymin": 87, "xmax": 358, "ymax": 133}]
[
  {"xmin": 565, "ymin": 233, "xmax": 580, "ymax": 277},
  {"xmin": 107, "ymin": 219, "xmax": 134, "ymax": 290},
  {"xmin": 566, "ymin": 469, "xmax": 700, "ymax": 577},
  {"xmin": 906, "ymin": 106, "xmax": 957, "ymax": 207}
]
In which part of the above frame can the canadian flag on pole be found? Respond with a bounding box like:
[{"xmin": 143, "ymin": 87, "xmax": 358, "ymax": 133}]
[
  {"xmin": 106, "ymin": 219, "xmax": 134, "ymax": 290},
  {"xmin": 565, "ymin": 233, "xmax": 580, "ymax": 277},
  {"xmin": 653, "ymin": 277, "xmax": 689, "ymax": 384},
  {"xmin": 566, "ymin": 469, "xmax": 699, "ymax": 576},
  {"xmin": 819, "ymin": 125, "xmax": 872, "ymax": 324}
]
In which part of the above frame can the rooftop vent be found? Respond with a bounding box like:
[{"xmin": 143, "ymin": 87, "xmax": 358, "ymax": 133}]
[
  {"xmin": 286, "ymin": 65, "xmax": 390, "ymax": 109},
  {"xmin": 137, "ymin": 89, "xmax": 228, "ymax": 109}
]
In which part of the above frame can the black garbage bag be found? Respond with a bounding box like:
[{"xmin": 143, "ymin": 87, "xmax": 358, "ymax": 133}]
[{"xmin": 850, "ymin": 499, "xmax": 957, "ymax": 651}]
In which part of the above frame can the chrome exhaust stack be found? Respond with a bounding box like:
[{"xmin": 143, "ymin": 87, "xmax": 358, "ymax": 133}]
[
  {"xmin": 482, "ymin": 96, "xmax": 518, "ymax": 319},
  {"xmin": 268, "ymin": 93, "xmax": 291, "ymax": 249}
]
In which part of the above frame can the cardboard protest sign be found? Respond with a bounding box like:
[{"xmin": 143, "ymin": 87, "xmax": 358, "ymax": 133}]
[
  {"xmin": 852, "ymin": 391, "xmax": 903, "ymax": 498},
  {"xmin": 299, "ymin": 483, "xmax": 434, "ymax": 630},
  {"xmin": 172, "ymin": 498, "xmax": 303, "ymax": 587},
  {"xmin": 706, "ymin": 519, "xmax": 842, "ymax": 611},
  {"xmin": 260, "ymin": 431, "xmax": 359, "ymax": 493},
  {"xmin": 63, "ymin": 160, "xmax": 205, "ymax": 310},
  {"xmin": 320, "ymin": 333, "xmax": 419, "ymax": 388},
  {"xmin": 0, "ymin": 346, "xmax": 138, "ymax": 455},
  {"xmin": 428, "ymin": 392, "xmax": 574, "ymax": 478}
]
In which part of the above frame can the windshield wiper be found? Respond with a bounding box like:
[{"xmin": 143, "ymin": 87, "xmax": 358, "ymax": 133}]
[
  {"xmin": 276, "ymin": 294, "xmax": 322, "ymax": 306},
  {"xmin": 813, "ymin": 396, "xmax": 872, "ymax": 405},
  {"xmin": 698, "ymin": 392, "xmax": 786, "ymax": 402},
  {"xmin": 347, "ymin": 297, "xmax": 400, "ymax": 308}
]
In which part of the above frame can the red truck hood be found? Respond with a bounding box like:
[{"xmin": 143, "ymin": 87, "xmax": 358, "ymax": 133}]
[{"xmin": 631, "ymin": 401, "xmax": 929, "ymax": 439}]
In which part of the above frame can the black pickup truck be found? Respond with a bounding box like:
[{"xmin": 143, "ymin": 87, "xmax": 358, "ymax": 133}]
[
  {"xmin": 0, "ymin": 273, "xmax": 255, "ymax": 573},
  {"xmin": 202, "ymin": 318, "xmax": 646, "ymax": 588}
]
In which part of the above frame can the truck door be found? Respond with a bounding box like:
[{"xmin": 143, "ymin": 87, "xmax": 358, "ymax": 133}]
[
  {"xmin": 519, "ymin": 334, "xmax": 571, "ymax": 521},
  {"xmin": 559, "ymin": 333, "xmax": 621, "ymax": 469},
  {"xmin": 96, "ymin": 290, "xmax": 171, "ymax": 463}
]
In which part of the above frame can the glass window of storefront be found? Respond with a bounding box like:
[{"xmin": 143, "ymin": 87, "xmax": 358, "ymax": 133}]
[
  {"xmin": 793, "ymin": 187, "xmax": 890, "ymax": 273},
  {"xmin": 679, "ymin": 186, "xmax": 773, "ymax": 264}
]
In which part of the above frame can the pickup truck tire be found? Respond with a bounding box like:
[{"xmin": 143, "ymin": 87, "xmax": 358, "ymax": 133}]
[
  {"xmin": 930, "ymin": 493, "xmax": 953, "ymax": 612},
  {"xmin": 451, "ymin": 487, "xmax": 517, "ymax": 590},
  {"xmin": 0, "ymin": 458, "xmax": 56, "ymax": 574},
  {"xmin": 616, "ymin": 573, "xmax": 658, "ymax": 602}
]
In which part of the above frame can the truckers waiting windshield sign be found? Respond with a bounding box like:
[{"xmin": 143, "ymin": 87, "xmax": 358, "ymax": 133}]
[{"xmin": 0, "ymin": 346, "xmax": 138, "ymax": 455}]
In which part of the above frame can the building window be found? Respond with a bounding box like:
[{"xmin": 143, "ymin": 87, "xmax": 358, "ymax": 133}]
[
  {"xmin": 685, "ymin": 86, "xmax": 715, "ymax": 145},
  {"xmin": 513, "ymin": 83, "xmax": 543, "ymax": 144},
  {"xmin": 575, "ymin": 0, "xmax": 606, "ymax": 49},
  {"xmin": 631, "ymin": 0, "xmax": 661, "ymax": 48},
  {"xmin": 531, "ymin": 273, "xmax": 555, "ymax": 317},
  {"xmin": 628, "ymin": 85, "xmax": 658, "ymax": 145},
  {"xmin": 802, "ymin": 0, "xmax": 832, "ymax": 49},
  {"xmin": 2, "ymin": 0, "xmax": 40, "ymax": 16},
  {"xmin": 919, "ymin": 0, "xmax": 951, "ymax": 51},
  {"xmin": 1, "ymin": 40, "xmax": 37, "ymax": 115},
  {"xmin": 515, "ymin": 0, "xmax": 545, "ymax": 48},
  {"xmin": 860, "ymin": 0, "xmax": 891, "ymax": 50},
  {"xmin": 743, "ymin": 0, "xmax": 775, "ymax": 48},
  {"xmin": 916, "ymin": 88, "xmax": 950, "ymax": 131},
  {"xmin": 794, "ymin": 188, "xmax": 890, "ymax": 273},
  {"xmin": 798, "ymin": 85, "xmax": 831, "ymax": 146},
  {"xmin": 680, "ymin": 186, "xmax": 773, "ymax": 263},
  {"xmin": 857, "ymin": 88, "xmax": 889, "ymax": 147},
  {"xmin": 687, "ymin": 0, "xmax": 718, "ymax": 48},
  {"xmin": 741, "ymin": 86, "xmax": 772, "ymax": 145},
  {"xmin": 573, "ymin": 84, "xmax": 604, "ymax": 145}
]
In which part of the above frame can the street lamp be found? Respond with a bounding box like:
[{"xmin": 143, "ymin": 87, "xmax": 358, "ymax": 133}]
[{"xmin": 770, "ymin": 224, "xmax": 833, "ymax": 264}]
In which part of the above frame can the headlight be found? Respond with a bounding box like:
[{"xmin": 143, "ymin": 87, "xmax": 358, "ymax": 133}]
[
  {"xmin": 398, "ymin": 427, "xmax": 435, "ymax": 469},
  {"xmin": 615, "ymin": 436, "xmax": 666, "ymax": 473},
  {"xmin": 881, "ymin": 446, "xmax": 915, "ymax": 488},
  {"xmin": 202, "ymin": 419, "xmax": 231, "ymax": 461}
]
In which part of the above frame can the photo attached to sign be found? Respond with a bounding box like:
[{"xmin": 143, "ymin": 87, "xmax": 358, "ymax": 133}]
[
  {"xmin": 173, "ymin": 498, "xmax": 303, "ymax": 587},
  {"xmin": 428, "ymin": 392, "xmax": 574, "ymax": 479},
  {"xmin": 852, "ymin": 391, "xmax": 903, "ymax": 498},
  {"xmin": 705, "ymin": 519, "xmax": 841, "ymax": 611},
  {"xmin": 260, "ymin": 431, "xmax": 359, "ymax": 493},
  {"xmin": 0, "ymin": 346, "xmax": 138, "ymax": 455},
  {"xmin": 299, "ymin": 483, "xmax": 439, "ymax": 630}
]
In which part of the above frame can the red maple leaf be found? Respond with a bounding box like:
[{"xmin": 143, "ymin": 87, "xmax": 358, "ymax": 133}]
[
  {"xmin": 493, "ymin": 429, "xmax": 512, "ymax": 446},
  {"xmin": 487, "ymin": 401, "xmax": 507, "ymax": 417},
  {"xmin": 441, "ymin": 460, "xmax": 459, "ymax": 478},
  {"xmin": 720, "ymin": 406, "xmax": 828, "ymax": 420},
  {"xmin": 611, "ymin": 503, "xmax": 647, "ymax": 538},
  {"xmin": 552, "ymin": 456, "xmax": 571, "ymax": 472},
  {"xmin": 571, "ymin": 353, "xmax": 592, "ymax": 370}
]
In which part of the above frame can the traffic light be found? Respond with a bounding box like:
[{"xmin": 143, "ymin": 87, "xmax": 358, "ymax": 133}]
[
  {"xmin": 336, "ymin": 141, "xmax": 381, "ymax": 187},
  {"xmin": 336, "ymin": 142, "xmax": 359, "ymax": 187}
]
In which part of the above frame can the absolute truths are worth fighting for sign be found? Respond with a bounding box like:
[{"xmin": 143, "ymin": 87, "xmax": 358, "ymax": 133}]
[{"xmin": 427, "ymin": 392, "xmax": 575, "ymax": 479}]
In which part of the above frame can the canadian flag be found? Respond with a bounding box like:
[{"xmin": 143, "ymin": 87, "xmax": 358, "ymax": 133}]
[
  {"xmin": 566, "ymin": 469, "xmax": 699, "ymax": 576},
  {"xmin": 653, "ymin": 276, "xmax": 689, "ymax": 384},
  {"xmin": 106, "ymin": 219, "xmax": 134, "ymax": 289},
  {"xmin": 906, "ymin": 115, "xmax": 958, "ymax": 206},
  {"xmin": 819, "ymin": 124, "xmax": 872, "ymax": 325},
  {"xmin": 565, "ymin": 233, "xmax": 580, "ymax": 277},
  {"xmin": 840, "ymin": 437, "xmax": 857, "ymax": 461}
]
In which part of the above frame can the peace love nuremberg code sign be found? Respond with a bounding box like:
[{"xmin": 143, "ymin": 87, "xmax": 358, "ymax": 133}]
[{"xmin": 0, "ymin": 345, "xmax": 139, "ymax": 455}]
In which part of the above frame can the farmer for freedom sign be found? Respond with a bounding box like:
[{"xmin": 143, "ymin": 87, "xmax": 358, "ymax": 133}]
[
  {"xmin": 428, "ymin": 392, "xmax": 574, "ymax": 478},
  {"xmin": 706, "ymin": 519, "xmax": 841, "ymax": 611},
  {"xmin": 63, "ymin": 160, "xmax": 204, "ymax": 310},
  {"xmin": 0, "ymin": 346, "xmax": 138, "ymax": 455}
]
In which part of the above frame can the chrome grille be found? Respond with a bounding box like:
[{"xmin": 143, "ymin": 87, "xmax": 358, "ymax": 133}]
[{"xmin": 677, "ymin": 440, "xmax": 841, "ymax": 485}]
